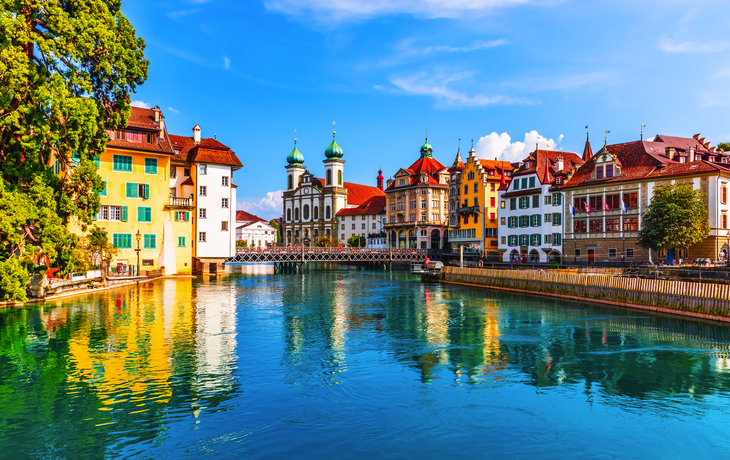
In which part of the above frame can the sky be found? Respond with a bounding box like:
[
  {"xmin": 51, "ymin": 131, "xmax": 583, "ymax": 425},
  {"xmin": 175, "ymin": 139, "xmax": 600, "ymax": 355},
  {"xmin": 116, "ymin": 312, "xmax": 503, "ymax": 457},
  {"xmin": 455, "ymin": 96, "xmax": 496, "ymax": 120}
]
[{"xmin": 122, "ymin": 0, "xmax": 730, "ymax": 220}]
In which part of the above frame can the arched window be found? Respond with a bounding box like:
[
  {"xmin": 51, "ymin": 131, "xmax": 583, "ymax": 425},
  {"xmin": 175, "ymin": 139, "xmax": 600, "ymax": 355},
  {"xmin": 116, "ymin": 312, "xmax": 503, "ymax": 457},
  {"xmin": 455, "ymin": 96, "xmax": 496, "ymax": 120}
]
[
  {"xmin": 326, "ymin": 205, "xmax": 331, "ymax": 220},
  {"xmin": 288, "ymin": 175, "xmax": 293, "ymax": 190},
  {"xmin": 338, "ymin": 170, "xmax": 342, "ymax": 185},
  {"xmin": 327, "ymin": 169, "xmax": 332, "ymax": 185},
  {"xmin": 314, "ymin": 206, "xmax": 319, "ymax": 220},
  {"xmin": 303, "ymin": 204, "xmax": 310, "ymax": 220},
  {"xmin": 287, "ymin": 208, "xmax": 291, "ymax": 221},
  {"xmin": 295, "ymin": 207, "xmax": 300, "ymax": 221}
]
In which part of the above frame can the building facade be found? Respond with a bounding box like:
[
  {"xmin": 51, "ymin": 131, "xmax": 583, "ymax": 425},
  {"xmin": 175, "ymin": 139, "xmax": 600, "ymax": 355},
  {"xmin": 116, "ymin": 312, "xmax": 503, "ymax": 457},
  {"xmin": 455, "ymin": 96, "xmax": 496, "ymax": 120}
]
[
  {"xmin": 498, "ymin": 148, "xmax": 584, "ymax": 263},
  {"xmin": 281, "ymin": 133, "xmax": 384, "ymax": 246},
  {"xmin": 235, "ymin": 210, "xmax": 277, "ymax": 249},
  {"xmin": 169, "ymin": 125, "xmax": 241, "ymax": 274},
  {"xmin": 336, "ymin": 196, "xmax": 386, "ymax": 244},
  {"xmin": 562, "ymin": 134, "xmax": 730, "ymax": 264},
  {"xmin": 448, "ymin": 146, "xmax": 514, "ymax": 255},
  {"xmin": 384, "ymin": 140, "xmax": 449, "ymax": 249}
]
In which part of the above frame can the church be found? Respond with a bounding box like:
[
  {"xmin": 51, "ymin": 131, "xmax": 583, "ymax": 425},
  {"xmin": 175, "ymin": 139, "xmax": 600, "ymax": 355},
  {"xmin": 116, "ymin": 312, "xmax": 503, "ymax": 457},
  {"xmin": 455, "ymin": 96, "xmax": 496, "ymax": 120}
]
[{"xmin": 281, "ymin": 130, "xmax": 385, "ymax": 247}]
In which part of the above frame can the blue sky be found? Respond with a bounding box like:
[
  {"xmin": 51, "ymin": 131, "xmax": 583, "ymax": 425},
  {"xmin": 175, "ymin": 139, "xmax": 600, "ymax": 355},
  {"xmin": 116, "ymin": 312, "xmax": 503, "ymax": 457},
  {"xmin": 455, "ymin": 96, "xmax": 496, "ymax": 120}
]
[{"xmin": 123, "ymin": 0, "xmax": 730, "ymax": 219}]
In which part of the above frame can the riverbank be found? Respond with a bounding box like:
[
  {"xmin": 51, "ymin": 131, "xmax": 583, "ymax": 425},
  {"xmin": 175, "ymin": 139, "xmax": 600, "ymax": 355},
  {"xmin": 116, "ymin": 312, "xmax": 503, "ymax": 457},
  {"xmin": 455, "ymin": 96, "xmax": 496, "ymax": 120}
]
[{"xmin": 440, "ymin": 266, "xmax": 730, "ymax": 323}]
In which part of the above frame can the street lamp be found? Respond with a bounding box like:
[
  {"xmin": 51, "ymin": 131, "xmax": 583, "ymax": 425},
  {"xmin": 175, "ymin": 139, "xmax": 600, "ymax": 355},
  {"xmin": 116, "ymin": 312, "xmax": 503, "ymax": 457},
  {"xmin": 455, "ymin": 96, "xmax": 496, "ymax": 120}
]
[
  {"xmin": 622, "ymin": 233, "xmax": 625, "ymax": 265},
  {"xmin": 135, "ymin": 230, "xmax": 141, "ymax": 277}
]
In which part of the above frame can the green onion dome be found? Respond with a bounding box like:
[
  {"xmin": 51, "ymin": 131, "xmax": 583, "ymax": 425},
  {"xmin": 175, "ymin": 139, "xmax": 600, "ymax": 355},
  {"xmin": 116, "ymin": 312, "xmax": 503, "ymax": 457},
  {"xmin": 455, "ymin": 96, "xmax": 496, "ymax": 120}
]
[
  {"xmin": 287, "ymin": 140, "xmax": 304, "ymax": 165},
  {"xmin": 420, "ymin": 140, "xmax": 433, "ymax": 158},
  {"xmin": 324, "ymin": 132, "xmax": 344, "ymax": 159}
]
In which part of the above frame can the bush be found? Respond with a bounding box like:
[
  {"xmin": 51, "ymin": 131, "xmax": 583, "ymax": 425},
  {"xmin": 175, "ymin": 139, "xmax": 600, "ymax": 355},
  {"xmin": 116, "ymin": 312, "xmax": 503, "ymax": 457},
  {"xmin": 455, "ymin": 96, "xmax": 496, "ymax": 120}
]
[{"xmin": 0, "ymin": 258, "xmax": 30, "ymax": 302}]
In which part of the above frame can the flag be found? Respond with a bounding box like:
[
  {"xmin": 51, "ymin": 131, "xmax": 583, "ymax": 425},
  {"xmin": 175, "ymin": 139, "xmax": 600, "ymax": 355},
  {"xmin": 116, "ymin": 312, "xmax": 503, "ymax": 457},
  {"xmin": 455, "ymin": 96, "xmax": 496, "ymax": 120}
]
[
  {"xmin": 621, "ymin": 200, "xmax": 627, "ymax": 212},
  {"xmin": 604, "ymin": 201, "xmax": 610, "ymax": 211},
  {"xmin": 570, "ymin": 205, "xmax": 575, "ymax": 217},
  {"xmin": 584, "ymin": 202, "xmax": 591, "ymax": 215}
]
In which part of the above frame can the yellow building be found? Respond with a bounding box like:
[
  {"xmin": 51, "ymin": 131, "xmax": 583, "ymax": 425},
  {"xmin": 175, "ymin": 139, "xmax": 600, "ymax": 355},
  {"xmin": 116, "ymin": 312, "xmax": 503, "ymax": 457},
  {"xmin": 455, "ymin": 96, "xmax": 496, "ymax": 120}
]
[
  {"xmin": 68, "ymin": 106, "xmax": 193, "ymax": 275},
  {"xmin": 448, "ymin": 146, "xmax": 513, "ymax": 255}
]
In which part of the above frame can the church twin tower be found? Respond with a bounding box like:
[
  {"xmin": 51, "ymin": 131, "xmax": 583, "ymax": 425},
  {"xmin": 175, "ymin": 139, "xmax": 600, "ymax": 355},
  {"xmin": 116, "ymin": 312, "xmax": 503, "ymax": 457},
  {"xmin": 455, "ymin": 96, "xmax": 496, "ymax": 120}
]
[{"xmin": 285, "ymin": 130, "xmax": 344, "ymax": 191}]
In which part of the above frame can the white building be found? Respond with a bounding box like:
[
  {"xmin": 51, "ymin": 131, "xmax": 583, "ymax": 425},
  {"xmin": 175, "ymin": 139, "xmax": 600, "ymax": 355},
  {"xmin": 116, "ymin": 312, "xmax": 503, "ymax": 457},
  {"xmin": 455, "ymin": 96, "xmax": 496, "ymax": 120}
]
[
  {"xmin": 170, "ymin": 126, "xmax": 242, "ymax": 274},
  {"xmin": 235, "ymin": 210, "xmax": 277, "ymax": 248},
  {"xmin": 282, "ymin": 132, "xmax": 384, "ymax": 246},
  {"xmin": 336, "ymin": 195, "xmax": 386, "ymax": 245},
  {"xmin": 498, "ymin": 148, "xmax": 583, "ymax": 263}
]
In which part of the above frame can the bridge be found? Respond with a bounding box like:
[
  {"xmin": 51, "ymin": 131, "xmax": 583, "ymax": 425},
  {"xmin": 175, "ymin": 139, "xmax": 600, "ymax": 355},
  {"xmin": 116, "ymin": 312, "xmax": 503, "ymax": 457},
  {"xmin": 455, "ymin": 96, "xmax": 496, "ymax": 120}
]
[{"xmin": 226, "ymin": 248, "xmax": 430, "ymax": 272}]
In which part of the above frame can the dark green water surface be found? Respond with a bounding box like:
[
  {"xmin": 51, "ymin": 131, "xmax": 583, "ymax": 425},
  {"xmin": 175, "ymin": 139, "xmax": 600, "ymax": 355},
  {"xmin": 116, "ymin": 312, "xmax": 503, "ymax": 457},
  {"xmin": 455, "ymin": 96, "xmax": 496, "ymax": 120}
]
[{"xmin": 2, "ymin": 267, "xmax": 730, "ymax": 459}]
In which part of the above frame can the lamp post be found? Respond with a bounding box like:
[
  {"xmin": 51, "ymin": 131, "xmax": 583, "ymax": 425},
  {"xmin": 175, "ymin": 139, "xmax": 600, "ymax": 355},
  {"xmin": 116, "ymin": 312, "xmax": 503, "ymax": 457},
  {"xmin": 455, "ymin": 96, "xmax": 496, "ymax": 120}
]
[
  {"xmin": 135, "ymin": 230, "xmax": 141, "ymax": 277},
  {"xmin": 726, "ymin": 231, "xmax": 730, "ymax": 268},
  {"xmin": 622, "ymin": 234, "xmax": 625, "ymax": 265}
]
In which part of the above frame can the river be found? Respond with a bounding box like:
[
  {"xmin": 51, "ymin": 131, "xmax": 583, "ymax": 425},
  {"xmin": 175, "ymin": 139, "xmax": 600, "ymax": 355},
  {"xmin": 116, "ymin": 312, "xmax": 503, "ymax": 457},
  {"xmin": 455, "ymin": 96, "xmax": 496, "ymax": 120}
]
[{"xmin": 1, "ymin": 266, "xmax": 730, "ymax": 459}]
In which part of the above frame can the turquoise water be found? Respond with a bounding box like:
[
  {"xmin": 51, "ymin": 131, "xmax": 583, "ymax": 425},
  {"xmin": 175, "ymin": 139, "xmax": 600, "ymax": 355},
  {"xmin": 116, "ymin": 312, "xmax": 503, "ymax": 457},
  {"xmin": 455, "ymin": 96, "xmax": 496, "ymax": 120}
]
[{"xmin": 2, "ymin": 267, "xmax": 730, "ymax": 459}]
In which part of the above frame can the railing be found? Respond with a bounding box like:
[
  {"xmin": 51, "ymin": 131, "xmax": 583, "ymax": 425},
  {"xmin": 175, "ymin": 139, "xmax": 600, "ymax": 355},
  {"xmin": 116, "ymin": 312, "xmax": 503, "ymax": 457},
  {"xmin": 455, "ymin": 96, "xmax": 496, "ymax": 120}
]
[
  {"xmin": 169, "ymin": 197, "xmax": 193, "ymax": 207},
  {"xmin": 236, "ymin": 247, "xmax": 426, "ymax": 254},
  {"xmin": 457, "ymin": 206, "xmax": 480, "ymax": 215}
]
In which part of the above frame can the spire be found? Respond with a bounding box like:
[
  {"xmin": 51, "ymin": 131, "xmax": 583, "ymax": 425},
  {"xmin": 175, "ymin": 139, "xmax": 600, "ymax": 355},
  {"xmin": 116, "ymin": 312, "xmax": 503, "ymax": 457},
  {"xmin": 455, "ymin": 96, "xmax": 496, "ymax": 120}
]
[
  {"xmin": 541, "ymin": 151, "xmax": 553, "ymax": 184},
  {"xmin": 582, "ymin": 131, "xmax": 593, "ymax": 162},
  {"xmin": 377, "ymin": 168, "xmax": 384, "ymax": 191},
  {"xmin": 449, "ymin": 144, "xmax": 464, "ymax": 171},
  {"xmin": 498, "ymin": 165, "xmax": 508, "ymax": 191}
]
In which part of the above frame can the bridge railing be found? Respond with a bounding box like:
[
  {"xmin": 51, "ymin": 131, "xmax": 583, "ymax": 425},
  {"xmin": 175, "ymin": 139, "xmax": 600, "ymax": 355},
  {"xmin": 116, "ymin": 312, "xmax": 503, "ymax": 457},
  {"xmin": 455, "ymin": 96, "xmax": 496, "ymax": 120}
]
[{"xmin": 236, "ymin": 247, "xmax": 429, "ymax": 255}]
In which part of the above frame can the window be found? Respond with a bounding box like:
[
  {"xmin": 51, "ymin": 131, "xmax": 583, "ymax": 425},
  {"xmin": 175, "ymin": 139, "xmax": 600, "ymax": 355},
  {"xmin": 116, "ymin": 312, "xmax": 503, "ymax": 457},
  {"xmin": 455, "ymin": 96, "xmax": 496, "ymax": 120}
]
[
  {"xmin": 399, "ymin": 179, "xmax": 405, "ymax": 186},
  {"xmin": 724, "ymin": 213, "xmax": 728, "ymax": 229},
  {"xmin": 326, "ymin": 206, "xmax": 331, "ymax": 220},
  {"xmin": 553, "ymin": 233, "xmax": 562, "ymax": 245},
  {"xmin": 199, "ymin": 186, "xmax": 207, "ymax": 197},
  {"xmin": 98, "ymin": 205, "xmax": 109, "ymax": 220},
  {"xmin": 521, "ymin": 178, "xmax": 527, "ymax": 189},
  {"xmin": 573, "ymin": 196, "xmax": 587, "ymax": 212},
  {"xmin": 410, "ymin": 200, "xmax": 416, "ymax": 209},
  {"xmin": 175, "ymin": 211, "xmax": 190, "ymax": 222},
  {"xmin": 501, "ymin": 200, "xmax": 505, "ymax": 209},
  {"xmin": 286, "ymin": 208, "xmax": 291, "ymax": 221},
  {"xmin": 623, "ymin": 217, "xmax": 638, "ymax": 231},
  {"xmin": 723, "ymin": 183, "xmax": 728, "ymax": 205},
  {"xmin": 491, "ymin": 183, "xmax": 496, "ymax": 192},
  {"xmin": 170, "ymin": 167, "xmax": 177, "ymax": 179},
  {"xmin": 552, "ymin": 193, "xmax": 562, "ymax": 206},
  {"xmin": 596, "ymin": 166, "xmax": 604, "ymax": 179},
  {"xmin": 464, "ymin": 184, "xmax": 469, "ymax": 194},
  {"xmin": 574, "ymin": 220, "xmax": 587, "ymax": 233},
  {"xmin": 110, "ymin": 206, "xmax": 123, "ymax": 221},
  {"xmin": 545, "ymin": 195, "xmax": 552, "ymax": 205},
  {"xmin": 288, "ymin": 175, "xmax": 294, "ymax": 190},
  {"xmin": 372, "ymin": 223, "xmax": 377, "ymax": 229},
  {"xmin": 606, "ymin": 165, "xmax": 614, "ymax": 177},
  {"xmin": 327, "ymin": 169, "xmax": 332, "ymax": 185},
  {"xmin": 178, "ymin": 236, "xmax": 186, "ymax": 247},
  {"xmin": 606, "ymin": 218, "xmax": 620, "ymax": 232},
  {"xmin": 490, "ymin": 212, "xmax": 496, "ymax": 221},
  {"xmin": 623, "ymin": 192, "xmax": 638, "ymax": 209},
  {"xmin": 575, "ymin": 248, "xmax": 581, "ymax": 258},
  {"xmin": 144, "ymin": 158, "xmax": 158, "ymax": 175},
  {"xmin": 199, "ymin": 232, "xmax": 207, "ymax": 242},
  {"xmin": 531, "ymin": 214, "xmax": 541, "ymax": 227},
  {"xmin": 352, "ymin": 224, "xmax": 356, "ymax": 230},
  {"xmin": 626, "ymin": 248, "xmax": 634, "ymax": 258},
  {"xmin": 137, "ymin": 206, "xmax": 152, "ymax": 223},
  {"xmin": 608, "ymin": 248, "xmax": 617, "ymax": 259},
  {"xmin": 532, "ymin": 195, "xmax": 539, "ymax": 208},
  {"xmin": 99, "ymin": 181, "xmax": 107, "ymax": 197},
  {"xmin": 421, "ymin": 200, "xmax": 427, "ymax": 209},
  {"xmin": 199, "ymin": 164, "xmax": 207, "ymax": 175},
  {"xmin": 295, "ymin": 208, "xmax": 300, "ymax": 220},
  {"xmin": 341, "ymin": 224, "xmax": 345, "ymax": 230},
  {"xmin": 544, "ymin": 234, "xmax": 552, "ymax": 244},
  {"xmin": 143, "ymin": 234, "xmax": 156, "ymax": 249},
  {"xmin": 589, "ymin": 196, "xmax": 603, "ymax": 212},
  {"xmin": 552, "ymin": 213, "xmax": 562, "ymax": 225},
  {"xmin": 362, "ymin": 223, "xmax": 366, "ymax": 230},
  {"xmin": 112, "ymin": 233, "xmax": 132, "ymax": 249},
  {"xmin": 589, "ymin": 219, "xmax": 603, "ymax": 233},
  {"xmin": 473, "ymin": 183, "xmax": 478, "ymax": 193},
  {"xmin": 314, "ymin": 206, "xmax": 319, "ymax": 220},
  {"xmin": 514, "ymin": 180, "xmax": 520, "ymax": 191},
  {"xmin": 113, "ymin": 155, "xmax": 132, "ymax": 172},
  {"xmin": 125, "ymin": 183, "xmax": 149, "ymax": 199},
  {"xmin": 303, "ymin": 204, "xmax": 309, "ymax": 219},
  {"xmin": 338, "ymin": 170, "xmax": 342, "ymax": 185},
  {"xmin": 222, "ymin": 221, "xmax": 229, "ymax": 231},
  {"xmin": 529, "ymin": 177, "xmax": 535, "ymax": 188},
  {"xmin": 510, "ymin": 198, "xmax": 516, "ymax": 210},
  {"xmin": 605, "ymin": 194, "xmax": 620, "ymax": 210},
  {"xmin": 183, "ymin": 168, "xmax": 190, "ymax": 177},
  {"xmin": 199, "ymin": 208, "xmax": 207, "ymax": 219}
]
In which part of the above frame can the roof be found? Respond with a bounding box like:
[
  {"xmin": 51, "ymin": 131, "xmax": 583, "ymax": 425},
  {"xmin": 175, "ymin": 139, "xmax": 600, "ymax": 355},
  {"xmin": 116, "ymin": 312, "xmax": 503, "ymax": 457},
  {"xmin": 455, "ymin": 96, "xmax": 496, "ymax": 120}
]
[
  {"xmin": 563, "ymin": 137, "xmax": 729, "ymax": 190},
  {"xmin": 236, "ymin": 210, "xmax": 267, "ymax": 223},
  {"xmin": 336, "ymin": 196, "xmax": 386, "ymax": 216},
  {"xmin": 582, "ymin": 136, "xmax": 593, "ymax": 162},
  {"xmin": 169, "ymin": 134, "xmax": 242, "ymax": 169},
  {"xmin": 384, "ymin": 155, "xmax": 448, "ymax": 191},
  {"xmin": 477, "ymin": 159, "xmax": 514, "ymax": 180},
  {"xmin": 449, "ymin": 149, "xmax": 465, "ymax": 172},
  {"xmin": 512, "ymin": 149, "xmax": 583, "ymax": 181},
  {"xmin": 106, "ymin": 106, "xmax": 175, "ymax": 154}
]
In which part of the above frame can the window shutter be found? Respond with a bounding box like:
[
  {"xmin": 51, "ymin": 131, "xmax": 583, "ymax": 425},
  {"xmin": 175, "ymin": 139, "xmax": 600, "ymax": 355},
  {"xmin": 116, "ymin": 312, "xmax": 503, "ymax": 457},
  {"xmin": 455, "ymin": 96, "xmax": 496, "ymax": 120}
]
[
  {"xmin": 174, "ymin": 212, "xmax": 179, "ymax": 222},
  {"xmin": 537, "ymin": 214, "xmax": 541, "ymax": 226},
  {"xmin": 557, "ymin": 213, "xmax": 562, "ymax": 225},
  {"xmin": 556, "ymin": 194, "xmax": 562, "ymax": 205},
  {"xmin": 185, "ymin": 211, "xmax": 190, "ymax": 222},
  {"xmin": 126, "ymin": 183, "xmax": 137, "ymax": 198},
  {"xmin": 121, "ymin": 206, "xmax": 128, "ymax": 222}
]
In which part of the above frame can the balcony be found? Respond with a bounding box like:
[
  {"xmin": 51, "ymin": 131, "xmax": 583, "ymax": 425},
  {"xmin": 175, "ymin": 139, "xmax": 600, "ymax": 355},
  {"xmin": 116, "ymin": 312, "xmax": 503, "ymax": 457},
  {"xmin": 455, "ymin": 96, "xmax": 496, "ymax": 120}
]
[
  {"xmin": 167, "ymin": 197, "xmax": 195, "ymax": 209},
  {"xmin": 457, "ymin": 206, "xmax": 480, "ymax": 215}
]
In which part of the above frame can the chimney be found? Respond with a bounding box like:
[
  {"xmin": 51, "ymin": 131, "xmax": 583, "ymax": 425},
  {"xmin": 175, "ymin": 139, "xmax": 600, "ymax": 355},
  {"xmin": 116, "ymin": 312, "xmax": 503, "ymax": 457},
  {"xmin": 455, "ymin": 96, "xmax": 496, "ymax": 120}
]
[
  {"xmin": 193, "ymin": 124, "xmax": 201, "ymax": 144},
  {"xmin": 689, "ymin": 147, "xmax": 695, "ymax": 163},
  {"xmin": 153, "ymin": 105, "xmax": 160, "ymax": 123},
  {"xmin": 159, "ymin": 114, "xmax": 166, "ymax": 141},
  {"xmin": 666, "ymin": 147, "xmax": 675, "ymax": 161},
  {"xmin": 556, "ymin": 156, "xmax": 564, "ymax": 172}
]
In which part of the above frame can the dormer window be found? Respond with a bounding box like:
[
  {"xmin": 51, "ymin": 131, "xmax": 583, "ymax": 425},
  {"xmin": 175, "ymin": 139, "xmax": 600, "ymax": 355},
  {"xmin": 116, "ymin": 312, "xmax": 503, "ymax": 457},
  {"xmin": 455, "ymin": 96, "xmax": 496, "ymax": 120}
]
[
  {"xmin": 606, "ymin": 165, "xmax": 614, "ymax": 178},
  {"xmin": 596, "ymin": 166, "xmax": 603, "ymax": 179},
  {"xmin": 525, "ymin": 161, "xmax": 531, "ymax": 169}
]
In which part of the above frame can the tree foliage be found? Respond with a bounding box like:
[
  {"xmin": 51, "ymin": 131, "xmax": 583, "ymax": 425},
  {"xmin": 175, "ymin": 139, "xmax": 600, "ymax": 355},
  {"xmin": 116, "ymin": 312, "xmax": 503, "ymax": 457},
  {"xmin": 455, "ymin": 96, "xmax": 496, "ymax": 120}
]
[
  {"xmin": 315, "ymin": 237, "xmax": 340, "ymax": 248},
  {"xmin": 269, "ymin": 219, "xmax": 281, "ymax": 243},
  {"xmin": 236, "ymin": 239, "xmax": 247, "ymax": 248},
  {"xmin": 80, "ymin": 227, "xmax": 117, "ymax": 282},
  {"xmin": 347, "ymin": 236, "xmax": 366, "ymax": 247},
  {"xmin": 0, "ymin": 1, "xmax": 148, "ymax": 300},
  {"xmin": 718, "ymin": 142, "xmax": 730, "ymax": 152},
  {"xmin": 638, "ymin": 183, "xmax": 710, "ymax": 251}
]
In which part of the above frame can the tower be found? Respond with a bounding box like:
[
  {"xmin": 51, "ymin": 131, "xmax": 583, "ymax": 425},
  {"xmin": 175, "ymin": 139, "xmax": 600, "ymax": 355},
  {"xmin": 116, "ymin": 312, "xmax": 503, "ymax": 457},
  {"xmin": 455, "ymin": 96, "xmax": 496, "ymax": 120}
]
[
  {"xmin": 323, "ymin": 128, "xmax": 345, "ymax": 188},
  {"xmin": 377, "ymin": 169, "xmax": 384, "ymax": 191},
  {"xmin": 285, "ymin": 138, "xmax": 306, "ymax": 191}
]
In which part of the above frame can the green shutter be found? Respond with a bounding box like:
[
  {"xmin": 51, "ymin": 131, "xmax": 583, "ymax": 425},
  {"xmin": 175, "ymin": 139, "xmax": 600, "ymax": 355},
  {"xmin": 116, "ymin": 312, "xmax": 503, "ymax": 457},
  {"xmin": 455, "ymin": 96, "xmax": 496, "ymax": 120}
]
[
  {"xmin": 529, "ymin": 177, "xmax": 535, "ymax": 188},
  {"xmin": 143, "ymin": 234, "xmax": 156, "ymax": 249},
  {"xmin": 145, "ymin": 158, "xmax": 158, "ymax": 175},
  {"xmin": 126, "ymin": 183, "xmax": 137, "ymax": 198},
  {"xmin": 121, "ymin": 206, "xmax": 128, "ymax": 222},
  {"xmin": 185, "ymin": 211, "xmax": 190, "ymax": 222},
  {"xmin": 113, "ymin": 155, "xmax": 132, "ymax": 172},
  {"xmin": 137, "ymin": 207, "xmax": 152, "ymax": 223},
  {"xmin": 514, "ymin": 180, "xmax": 519, "ymax": 190},
  {"xmin": 556, "ymin": 194, "xmax": 562, "ymax": 205},
  {"xmin": 178, "ymin": 236, "xmax": 185, "ymax": 247},
  {"xmin": 144, "ymin": 184, "xmax": 150, "ymax": 199},
  {"xmin": 174, "ymin": 212, "xmax": 179, "ymax": 222},
  {"xmin": 557, "ymin": 213, "xmax": 562, "ymax": 225},
  {"xmin": 93, "ymin": 155, "xmax": 100, "ymax": 169},
  {"xmin": 99, "ymin": 181, "xmax": 107, "ymax": 197}
]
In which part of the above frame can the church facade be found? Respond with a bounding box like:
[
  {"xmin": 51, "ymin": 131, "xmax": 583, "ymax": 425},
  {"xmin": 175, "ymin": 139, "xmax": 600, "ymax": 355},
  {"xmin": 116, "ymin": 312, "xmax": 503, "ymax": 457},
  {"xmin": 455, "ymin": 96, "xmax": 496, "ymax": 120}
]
[{"xmin": 281, "ymin": 132, "xmax": 384, "ymax": 247}]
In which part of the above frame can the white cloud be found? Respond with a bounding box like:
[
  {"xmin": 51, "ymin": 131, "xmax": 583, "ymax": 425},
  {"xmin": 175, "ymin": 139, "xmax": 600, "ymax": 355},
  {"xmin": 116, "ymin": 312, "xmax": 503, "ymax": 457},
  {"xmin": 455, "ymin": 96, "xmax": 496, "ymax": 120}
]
[
  {"xmin": 659, "ymin": 38, "xmax": 728, "ymax": 53},
  {"xmin": 475, "ymin": 130, "xmax": 562, "ymax": 163},
  {"xmin": 167, "ymin": 107, "xmax": 180, "ymax": 115},
  {"xmin": 238, "ymin": 191, "xmax": 284, "ymax": 220},
  {"xmin": 389, "ymin": 70, "xmax": 530, "ymax": 108},
  {"xmin": 131, "ymin": 100, "xmax": 151, "ymax": 109},
  {"xmin": 424, "ymin": 39, "xmax": 508, "ymax": 53},
  {"xmin": 264, "ymin": 0, "xmax": 541, "ymax": 21},
  {"xmin": 223, "ymin": 56, "xmax": 231, "ymax": 69}
]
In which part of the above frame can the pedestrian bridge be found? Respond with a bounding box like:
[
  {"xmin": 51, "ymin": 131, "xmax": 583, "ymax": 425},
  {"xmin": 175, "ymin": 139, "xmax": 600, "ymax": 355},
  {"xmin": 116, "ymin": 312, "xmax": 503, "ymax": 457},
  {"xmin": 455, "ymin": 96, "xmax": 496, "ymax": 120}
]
[{"xmin": 226, "ymin": 248, "xmax": 429, "ymax": 266}]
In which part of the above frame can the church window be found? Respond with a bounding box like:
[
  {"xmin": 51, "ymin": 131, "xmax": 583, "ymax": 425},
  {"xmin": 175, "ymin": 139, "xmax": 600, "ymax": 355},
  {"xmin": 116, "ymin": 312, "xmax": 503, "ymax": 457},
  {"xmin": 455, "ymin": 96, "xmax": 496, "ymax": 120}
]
[
  {"xmin": 295, "ymin": 208, "xmax": 300, "ymax": 221},
  {"xmin": 326, "ymin": 205, "xmax": 331, "ymax": 220},
  {"xmin": 287, "ymin": 209, "xmax": 291, "ymax": 221},
  {"xmin": 314, "ymin": 206, "xmax": 319, "ymax": 220},
  {"xmin": 303, "ymin": 205, "xmax": 310, "ymax": 220},
  {"xmin": 338, "ymin": 170, "xmax": 342, "ymax": 185},
  {"xmin": 288, "ymin": 175, "xmax": 293, "ymax": 190},
  {"xmin": 327, "ymin": 169, "xmax": 332, "ymax": 186}
]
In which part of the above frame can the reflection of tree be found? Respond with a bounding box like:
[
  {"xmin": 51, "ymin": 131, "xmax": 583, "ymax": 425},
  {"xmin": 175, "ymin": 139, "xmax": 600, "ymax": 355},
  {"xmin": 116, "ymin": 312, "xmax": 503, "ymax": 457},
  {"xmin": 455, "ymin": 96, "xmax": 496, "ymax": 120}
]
[{"xmin": 0, "ymin": 280, "xmax": 239, "ymax": 457}]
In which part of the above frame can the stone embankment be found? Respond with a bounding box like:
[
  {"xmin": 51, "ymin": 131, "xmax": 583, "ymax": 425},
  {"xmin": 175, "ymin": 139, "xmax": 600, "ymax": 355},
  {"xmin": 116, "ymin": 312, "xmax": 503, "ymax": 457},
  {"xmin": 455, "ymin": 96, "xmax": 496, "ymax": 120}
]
[{"xmin": 441, "ymin": 266, "xmax": 730, "ymax": 323}]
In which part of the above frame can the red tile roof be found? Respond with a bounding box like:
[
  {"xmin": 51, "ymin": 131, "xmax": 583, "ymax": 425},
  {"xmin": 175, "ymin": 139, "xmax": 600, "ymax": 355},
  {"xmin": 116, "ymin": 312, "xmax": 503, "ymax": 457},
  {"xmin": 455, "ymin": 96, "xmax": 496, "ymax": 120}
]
[
  {"xmin": 169, "ymin": 134, "xmax": 242, "ymax": 169},
  {"xmin": 384, "ymin": 155, "xmax": 448, "ymax": 191},
  {"xmin": 336, "ymin": 196, "xmax": 386, "ymax": 216},
  {"xmin": 513, "ymin": 150, "xmax": 583, "ymax": 180},
  {"xmin": 106, "ymin": 106, "xmax": 175, "ymax": 154},
  {"xmin": 478, "ymin": 159, "xmax": 514, "ymax": 180},
  {"xmin": 314, "ymin": 178, "xmax": 386, "ymax": 205},
  {"xmin": 235, "ymin": 210, "xmax": 267, "ymax": 223}
]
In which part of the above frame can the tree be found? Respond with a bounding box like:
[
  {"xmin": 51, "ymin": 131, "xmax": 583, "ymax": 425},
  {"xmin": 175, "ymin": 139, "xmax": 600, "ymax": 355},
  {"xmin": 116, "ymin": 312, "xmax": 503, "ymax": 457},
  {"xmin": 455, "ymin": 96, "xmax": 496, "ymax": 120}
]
[
  {"xmin": 638, "ymin": 183, "xmax": 710, "ymax": 254},
  {"xmin": 236, "ymin": 240, "xmax": 248, "ymax": 249},
  {"xmin": 347, "ymin": 236, "xmax": 366, "ymax": 247},
  {"xmin": 0, "ymin": 2, "xmax": 148, "ymax": 300},
  {"xmin": 269, "ymin": 219, "xmax": 281, "ymax": 243},
  {"xmin": 718, "ymin": 143, "xmax": 730, "ymax": 152},
  {"xmin": 80, "ymin": 227, "xmax": 118, "ymax": 282}
]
